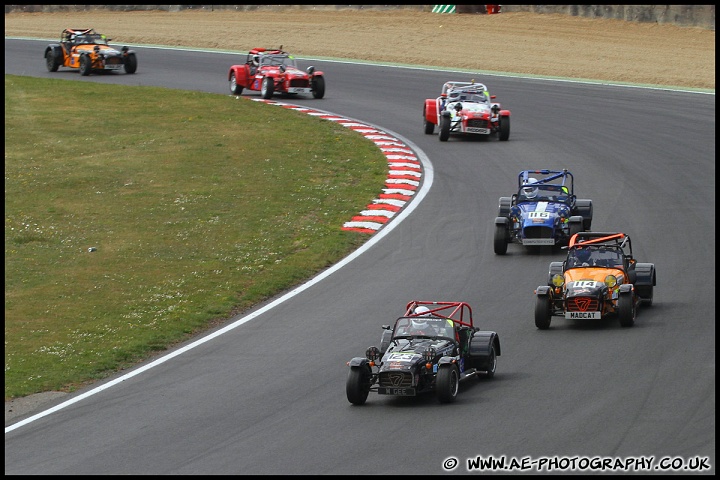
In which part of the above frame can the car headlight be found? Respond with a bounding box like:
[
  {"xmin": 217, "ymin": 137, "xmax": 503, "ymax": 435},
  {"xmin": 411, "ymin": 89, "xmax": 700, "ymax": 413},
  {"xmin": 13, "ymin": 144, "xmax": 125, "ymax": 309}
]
[
  {"xmin": 604, "ymin": 275, "xmax": 618, "ymax": 288},
  {"xmin": 423, "ymin": 347, "xmax": 436, "ymax": 363},
  {"xmin": 365, "ymin": 346, "xmax": 380, "ymax": 361},
  {"xmin": 552, "ymin": 274, "xmax": 565, "ymax": 287}
]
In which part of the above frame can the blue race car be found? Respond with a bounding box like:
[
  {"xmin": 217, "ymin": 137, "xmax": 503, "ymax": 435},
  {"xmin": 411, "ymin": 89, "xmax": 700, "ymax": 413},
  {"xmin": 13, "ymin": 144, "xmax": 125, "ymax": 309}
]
[{"xmin": 493, "ymin": 169, "xmax": 593, "ymax": 254}]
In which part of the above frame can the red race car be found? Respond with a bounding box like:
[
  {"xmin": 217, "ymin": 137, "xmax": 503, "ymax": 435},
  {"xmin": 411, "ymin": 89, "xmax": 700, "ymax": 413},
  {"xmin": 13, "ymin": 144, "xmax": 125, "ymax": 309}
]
[
  {"xmin": 423, "ymin": 81, "xmax": 510, "ymax": 141},
  {"xmin": 228, "ymin": 47, "xmax": 325, "ymax": 100}
]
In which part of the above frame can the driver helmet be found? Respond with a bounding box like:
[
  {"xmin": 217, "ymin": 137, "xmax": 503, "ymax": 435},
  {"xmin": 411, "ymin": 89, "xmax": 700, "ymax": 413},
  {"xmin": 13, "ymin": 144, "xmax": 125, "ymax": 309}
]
[
  {"xmin": 411, "ymin": 317, "xmax": 430, "ymax": 331},
  {"xmin": 414, "ymin": 306, "xmax": 431, "ymax": 316},
  {"xmin": 522, "ymin": 177, "xmax": 539, "ymax": 198},
  {"xmin": 575, "ymin": 247, "xmax": 592, "ymax": 264},
  {"xmin": 447, "ymin": 90, "xmax": 461, "ymax": 102}
]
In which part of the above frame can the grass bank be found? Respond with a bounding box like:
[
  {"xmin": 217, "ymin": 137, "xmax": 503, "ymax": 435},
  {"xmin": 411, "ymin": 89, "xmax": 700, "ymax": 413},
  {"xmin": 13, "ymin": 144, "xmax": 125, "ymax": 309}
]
[{"xmin": 4, "ymin": 75, "xmax": 388, "ymax": 399}]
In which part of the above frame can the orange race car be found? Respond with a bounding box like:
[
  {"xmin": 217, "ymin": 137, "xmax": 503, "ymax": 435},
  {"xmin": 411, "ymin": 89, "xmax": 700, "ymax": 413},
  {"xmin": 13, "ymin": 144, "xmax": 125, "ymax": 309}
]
[
  {"xmin": 534, "ymin": 232, "xmax": 656, "ymax": 329},
  {"xmin": 44, "ymin": 28, "xmax": 138, "ymax": 76}
]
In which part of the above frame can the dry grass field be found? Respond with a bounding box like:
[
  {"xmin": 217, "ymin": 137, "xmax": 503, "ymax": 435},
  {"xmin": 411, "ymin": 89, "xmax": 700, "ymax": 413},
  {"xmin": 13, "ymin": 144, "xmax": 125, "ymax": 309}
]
[{"xmin": 4, "ymin": 8, "xmax": 715, "ymax": 89}]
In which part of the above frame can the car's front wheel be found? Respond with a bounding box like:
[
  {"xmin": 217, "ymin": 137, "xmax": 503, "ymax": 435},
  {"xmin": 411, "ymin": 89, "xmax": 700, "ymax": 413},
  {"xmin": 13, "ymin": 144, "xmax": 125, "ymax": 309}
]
[
  {"xmin": 124, "ymin": 53, "xmax": 137, "ymax": 74},
  {"xmin": 79, "ymin": 55, "xmax": 92, "ymax": 76},
  {"xmin": 436, "ymin": 364, "xmax": 459, "ymax": 403},
  {"xmin": 311, "ymin": 75, "xmax": 325, "ymax": 99},
  {"xmin": 494, "ymin": 224, "xmax": 508, "ymax": 255},
  {"xmin": 568, "ymin": 221, "xmax": 583, "ymax": 241},
  {"xmin": 229, "ymin": 72, "xmax": 243, "ymax": 95},
  {"xmin": 346, "ymin": 366, "xmax": 371, "ymax": 405},
  {"xmin": 535, "ymin": 296, "xmax": 552, "ymax": 329},
  {"xmin": 618, "ymin": 292, "xmax": 635, "ymax": 327},
  {"xmin": 439, "ymin": 115, "xmax": 451, "ymax": 142},
  {"xmin": 499, "ymin": 115, "xmax": 510, "ymax": 141},
  {"xmin": 261, "ymin": 77, "xmax": 274, "ymax": 99},
  {"xmin": 45, "ymin": 50, "xmax": 60, "ymax": 72}
]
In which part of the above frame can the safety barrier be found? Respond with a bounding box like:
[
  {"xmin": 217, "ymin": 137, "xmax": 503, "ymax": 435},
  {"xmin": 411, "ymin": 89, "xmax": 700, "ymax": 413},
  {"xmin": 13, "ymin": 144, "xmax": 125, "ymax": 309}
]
[{"xmin": 432, "ymin": 5, "xmax": 456, "ymax": 14}]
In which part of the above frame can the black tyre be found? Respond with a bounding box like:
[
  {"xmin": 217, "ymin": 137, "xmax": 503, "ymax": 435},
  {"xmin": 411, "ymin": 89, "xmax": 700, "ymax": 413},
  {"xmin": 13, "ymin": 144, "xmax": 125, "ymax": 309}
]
[
  {"xmin": 480, "ymin": 344, "xmax": 497, "ymax": 379},
  {"xmin": 436, "ymin": 365, "xmax": 459, "ymax": 404},
  {"xmin": 79, "ymin": 55, "xmax": 92, "ymax": 76},
  {"xmin": 635, "ymin": 268, "xmax": 655, "ymax": 306},
  {"xmin": 124, "ymin": 53, "xmax": 137, "ymax": 74},
  {"xmin": 311, "ymin": 76, "xmax": 325, "ymax": 99},
  {"xmin": 574, "ymin": 200, "xmax": 593, "ymax": 230},
  {"xmin": 424, "ymin": 119, "xmax": 435, "ymax": 135},
  {"xmin": 346, "ymin": 366, "xmax": 371, "ymax": 405},
  {"xmin": 261, "ymin": 77, "xmax": 274, "ymax": 99},
  {"xmin": 229, "ymin": 72, "xmax": 243, "ymax": 95},
  {"xmin": 636, "ymin": 284, "xmax": 654, "ymax": 306},
  {"xmin": 423, "ymin": 106, "xmax": 435, "ymax": 134},
  {"xmin": 439, "ymin": 116, "xmax": 450, "ymax": 142},
  {"xmin": 568, "ymin": 221, "xmax": 583, "ymax": 242},
  {"xmin": 497, "ymin": 197, "xmax": 512, "ymax": 217},
  {"xmin": 494, "ymin": 224, "xmax": 508, "ymax": 255},
  {"xmin": 535, "ymin": 296, "xmax": 552, "ymax": 330},
  {"xmin": 498, "ymin": 116, "xmax": 510, "ymax": 141},
  {"xmin": 45, "ymin": 50, "xmax": 60, "ymax": 72},
  {"xmin": 618, "ymin": 293, "xmax": 635, "ymax": 327}
]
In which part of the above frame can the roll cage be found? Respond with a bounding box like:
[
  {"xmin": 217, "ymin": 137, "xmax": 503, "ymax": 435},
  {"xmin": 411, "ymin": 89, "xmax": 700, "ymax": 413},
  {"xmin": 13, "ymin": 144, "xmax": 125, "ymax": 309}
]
[
  {"xmin": 389, "ymin": 301, "xmax": 475, "ymax": 340},
  {"xmin": 566, "ymin": 232, "xmax": 634, "ymax": 269},
  {"xmin": 515, "ymin": 169, "xmax": 576, "ymax": 203},
  {"xmin": 61, "ymin": 28, "xmax": 108, "ymax": 46},
  {"xmin": 246, "ymin": 48, "xmax": 297, "ymax": 69}
]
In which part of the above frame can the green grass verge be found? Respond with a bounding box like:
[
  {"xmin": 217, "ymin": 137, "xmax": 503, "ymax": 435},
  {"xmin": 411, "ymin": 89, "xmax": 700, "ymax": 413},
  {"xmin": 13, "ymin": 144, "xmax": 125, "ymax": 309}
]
[{"xmin": 4, "ymin": 75, "xmax": 388, "ymax": 399}]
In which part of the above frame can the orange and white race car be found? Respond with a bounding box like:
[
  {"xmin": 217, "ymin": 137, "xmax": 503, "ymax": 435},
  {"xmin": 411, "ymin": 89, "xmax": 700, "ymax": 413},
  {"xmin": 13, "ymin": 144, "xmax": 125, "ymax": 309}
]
[
  {"xmin": 44, "ymin": 28, "xmax": 138, "ymax": 76},
  {"xmin": 534, "ymin": 232, "xmax": 656, "ymax": 329}
]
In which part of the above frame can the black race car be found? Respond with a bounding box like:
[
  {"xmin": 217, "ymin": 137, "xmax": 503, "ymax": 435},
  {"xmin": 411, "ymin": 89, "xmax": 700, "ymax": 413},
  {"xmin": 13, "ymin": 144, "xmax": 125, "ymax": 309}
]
[{"xmin": 346, "ymin": 301, "xmax": 500, "ymax": 405}]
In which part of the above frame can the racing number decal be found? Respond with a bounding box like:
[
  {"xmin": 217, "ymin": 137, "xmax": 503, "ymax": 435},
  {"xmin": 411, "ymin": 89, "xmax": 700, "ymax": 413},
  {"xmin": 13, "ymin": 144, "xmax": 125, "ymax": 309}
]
[
  {"xmin": 388, "ymin": 353, "xmax": 415, "ymax": 361},
  {"xmin": 528, "ymin": 212, "xmax": 551, "ymax": 218}
]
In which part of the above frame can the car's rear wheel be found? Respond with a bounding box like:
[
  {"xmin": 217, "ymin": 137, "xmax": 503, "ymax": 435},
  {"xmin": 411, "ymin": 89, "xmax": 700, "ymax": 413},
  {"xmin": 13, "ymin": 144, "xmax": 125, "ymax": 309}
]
[
  {"xmin": 261, "ymin": 77, "xmax": 274, "ymax": 99},
  {"xmin": 124, "ymin": 53, "xmax": 137, "ymax": 74},
  {"xmin": 636, "ymin": 284, "xmax": 654, "ymax": 306},
  {"xmin": 535, "ymin": 296, "xmax": 552, "ymax": 329},
  {"xmin": 45, "ymin": 50, "xmax": 60, "ymax": 72},
  {"xmin": 499, "ymin": 116, "xmax": 510, "ymax": 141},
  {"xmin": 494, "ymin": 224, "xmax": 508, "ymax": 255},
  {"xmin": 229, "ymin": 72, "xmax": 243, "ymax": 95},
  {"xmin": 311, "ymin": 76, "xmax": 325, "ymax": 99},
  {"xmin": 79, "ymin": 55, "xmax": 92, "ymax": 76},
  {"xmin": 423, "ymin": 107, "xmax": 435, "ymax": 134},
  {"xmin": 346, "ymin": 366, "xmax": 371, "ymax": 405},
  {"xmin": 436, "ymin": 365, "xmax": 459, "ymax": 403},
  {"xmin": 618, "ymin": 292, "xmax": 635, "ymax": 327},
  {"xmin": 480, "ymin": 344, "xmax": 497, "ymax": 379},
  {"xmin": 439, "ymin": 116, "xmax": 450, "ymax": 142}
]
